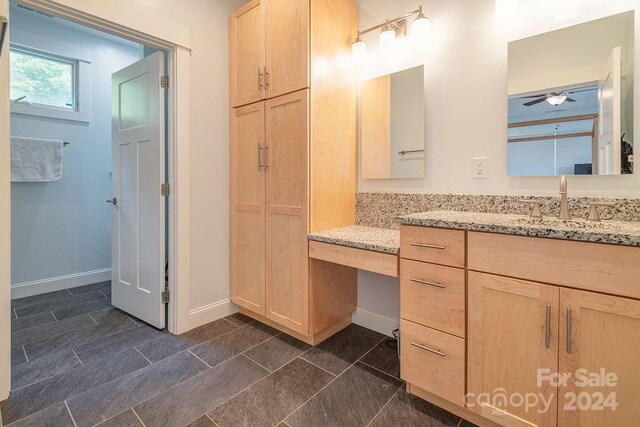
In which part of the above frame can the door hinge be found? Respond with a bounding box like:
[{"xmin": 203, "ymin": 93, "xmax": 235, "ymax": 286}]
[
  {"xmin": 161, "ymin": 183, "xmax": 170, "ymax": 196},
  {"xmin": 160, "ymin": 75, "xmax": 169, "ymax": 89},
  {"xmin": 161, "ymin": 289, "xmax": 170, "ymax": 304}
]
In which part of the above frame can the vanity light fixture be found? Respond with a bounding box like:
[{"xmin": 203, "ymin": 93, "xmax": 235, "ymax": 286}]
[
  {"xmin": 351, "ymin": 35, "xmax": 367, "ymax": 61},
  {"xmin": 411, "ymin": 7, "xmax": 431, "ymax": 37},
  {"xmin": 351, "ymin": 5, "xmax": 430, "ymax": 59},
  {"xmin": 379, "ymin": 21, "xmax": 396, "ymax": 55}
]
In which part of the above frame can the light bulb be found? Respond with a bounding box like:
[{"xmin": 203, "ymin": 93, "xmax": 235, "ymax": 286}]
[
  {"xmin": 547, "ymin": 95, "xmax": 567, "ymax": 106},
  {"xmin": 379, "ymin": 27, "xmax": 396, "ymax": 55},
  {"xmin": 351, "ymin": 38, "xmax": 367, "ymax": 61},
  {"xmin": 412, "ymin": 15, "xmax": 430, "ymax": 39}
]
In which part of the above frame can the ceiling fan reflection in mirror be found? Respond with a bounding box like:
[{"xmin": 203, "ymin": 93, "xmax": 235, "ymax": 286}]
[{"xmin": 522, "ymin": 87, "xmax": 595, "ymax": 107}]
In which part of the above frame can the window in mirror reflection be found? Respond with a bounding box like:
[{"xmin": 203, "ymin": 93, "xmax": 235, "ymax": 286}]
[
  {"xmin": 507, "ymin": 11, "xmax": 634, "ymax": 176},
  {"xmin": 361, "ymin": 65, "xmax": 424, "ymax": 179}
]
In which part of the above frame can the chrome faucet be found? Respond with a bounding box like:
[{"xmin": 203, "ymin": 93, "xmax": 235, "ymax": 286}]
[{"xmin": 558, "ymin": 175, "xmax": 571, "ymax": 220}]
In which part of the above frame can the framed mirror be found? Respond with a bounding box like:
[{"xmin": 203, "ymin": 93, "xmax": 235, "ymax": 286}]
[
  {"xmin": 361, "ymin": 65, "xmax": 425, "ymax": 179},
  {"xmin": 507, "ymin": 11, "xmax": 634, "ymax": 176}
]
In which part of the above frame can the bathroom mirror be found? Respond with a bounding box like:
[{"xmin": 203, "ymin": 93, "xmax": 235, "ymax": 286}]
[
  {"xmin": 507, "ymin": 11, "xmax": 634, "ymax": 176},
  {"xmin": 361, "ymin": 65, "xmax": 425, "ymax": 179}
]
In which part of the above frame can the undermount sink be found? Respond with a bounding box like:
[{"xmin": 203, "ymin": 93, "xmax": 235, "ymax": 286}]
[{"xmin": 514, "ymin": 217, "xmax": 619, "ymax": 230}]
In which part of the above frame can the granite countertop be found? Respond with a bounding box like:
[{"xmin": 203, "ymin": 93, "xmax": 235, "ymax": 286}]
[
  {"xmin": 308, "ymin": 226, "xmax": 400, "ymax": 254},
  {"xmin": 398, "ymin": 211, "xmax": 640, "ymax": 247}
]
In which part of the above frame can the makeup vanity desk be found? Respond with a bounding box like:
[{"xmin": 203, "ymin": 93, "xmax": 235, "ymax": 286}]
[{"xmin": 308, "ymin": 226, "xmax": 400, "ymax": 277}]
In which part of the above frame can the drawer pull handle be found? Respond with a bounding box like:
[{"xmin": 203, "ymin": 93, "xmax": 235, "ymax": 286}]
[
  {"xmin": 410, "ymin": 341, "xmax": 445, "ymax": 357},
  {"xmin": 410, "ymin": 243, "xmax": 446, "ymax": 250},
  {"xmin": 410, "ymin": 278, "xmax": 446, "ymax": 288},
  {"xmin": 544, "ymin": 304, "xmax": 551, "ymax": 349}
]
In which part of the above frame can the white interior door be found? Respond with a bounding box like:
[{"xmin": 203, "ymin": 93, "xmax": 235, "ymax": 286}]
[
  {"xmin": 598, "ymin": 46, "xmax": 621, "ymax": 175},
  {"xmin": 111, "ymin": 51, "xmax": 166, "ymax": 329}
]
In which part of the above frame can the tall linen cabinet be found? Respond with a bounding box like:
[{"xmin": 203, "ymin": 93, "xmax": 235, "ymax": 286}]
[{"xmin": 229, "ymin": 0, "xmax": 358, "ymax": 343}]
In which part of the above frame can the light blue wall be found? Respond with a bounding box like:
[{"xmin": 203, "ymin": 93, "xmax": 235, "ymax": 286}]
[{"xmin": 10, "ymin": 8, "xmax": 141, "ymax": 286}]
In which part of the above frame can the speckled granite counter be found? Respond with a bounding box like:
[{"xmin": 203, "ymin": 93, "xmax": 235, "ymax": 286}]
[
  {"xmin": 308, "ymin": 226, "xmax": 400, "ymax": 254},
  {"xmin": 399, "ymin": 211, "xmax": 640, "ymax": 247}
]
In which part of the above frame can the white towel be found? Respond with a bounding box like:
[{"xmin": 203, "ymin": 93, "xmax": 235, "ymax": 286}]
[{"xmin": 11, "ymin": 137, "xmax": 64, "ymax": 182}]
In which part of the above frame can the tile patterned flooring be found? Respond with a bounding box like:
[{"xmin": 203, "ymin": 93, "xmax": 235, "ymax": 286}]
[{"xmin": 2, "ymin": 282, "xmax": 475, "ymax": 427}]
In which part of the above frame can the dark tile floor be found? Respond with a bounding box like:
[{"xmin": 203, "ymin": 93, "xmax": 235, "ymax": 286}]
[{"xmin": 2, "ymin": 282, "xmax": 475, "ymax": 427}]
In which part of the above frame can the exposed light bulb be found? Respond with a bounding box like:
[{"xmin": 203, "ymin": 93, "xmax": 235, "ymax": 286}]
[
  {"xmin": 351, "ymin": 37, "xmax": 367, "ymax": 61},
  {"xmin": 547, "ymin": 94, "xmax": 568, "ymax": 106},
  {"xmin": 379, "ymin": 26, "xmax": 396, "ymax": 55}
]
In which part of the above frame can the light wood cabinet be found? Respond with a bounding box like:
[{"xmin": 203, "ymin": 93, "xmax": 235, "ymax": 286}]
[
  {"xmin": 400, "ymin": 259, "xmax": 465, "ymax": 338},
  {"xmin": 231, "ymin": 90, "xmax": 310, "ymax": 335},
  {"xmin": 400, "ymin": 227, "xmax": 640, "ymax": 427},
  {"xmin": 230, "ymin": 102, "xmax": 266, "ymax": 315},
  {"xmin": 468, "ymin": 271, "xmax": 559, "ymax": 427},
  {"xmin": 558, "ymin": 289, "xmax": 640, "ymax": 426},
  {"xmin": 399, "ymin": 225, "xmax": 468, "ymax": 407},
  {"xmin": 399, "ymin": 225, "xmax": 465, "ymax": 268},
  {"xmin": 361, "ymin": 75, "xmax": 390, "ymax": 179},
  {"xmin": 265, "ymin": 91, "xmax": 309, "ymax": 333},
  {"xmin": 229, "ymin": 0, "xmax": 309, "ymax": 107},
  {"xmin": 264, "ymin": 0, "xmax": 309, "ymax": 99},
  {"xmin": 229, "ymin": 0, "xmax": 265, "ymax": 107},
  {"xmin": 401, "ymin": 319, "xmax": 465, "ymax": 405},
  {"xmin": 230, "ymin": 0, "xmax": 358, "ymax": 342}
]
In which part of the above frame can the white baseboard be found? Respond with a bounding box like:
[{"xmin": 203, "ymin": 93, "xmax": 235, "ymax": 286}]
[
  {"xmin": 352, "ymin": 307, "xmax": 400, "ymax": 337},
  {"xmin": 11, "ymin": 268, "xmax": 112, "ymax": 299},
  {"xmin": 189, "ymin": 298, "xmax": 236, "ymax": 330}
]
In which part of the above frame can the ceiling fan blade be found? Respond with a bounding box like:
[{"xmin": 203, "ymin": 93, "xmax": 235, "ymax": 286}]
[
  {"xmin": 523, "ymin": 97, "xmax": 547, "ymax": 106},
  {"xmin": 565, "ymin": 97, "xmax": 577, "ymax": 102},
  {"xmin": 567, "ymin": 87, "xmax": 597, "ymax": 94},
  {"xmin": 521, "ymin": 93, "xmax": 548, "ymax": 98}
]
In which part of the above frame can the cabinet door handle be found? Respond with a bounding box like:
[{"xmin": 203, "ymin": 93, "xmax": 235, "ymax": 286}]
[
  {"xmin": 264, "ymin": 146, "xmax": 269, "ymax": 168},
  {"xmin": 410, "ymin": 278, "xmax": 446, "ymax": 288},
  {"xmin": 410, "ymin": 243, "xmax": 446, "ymax": 250},
  {"xmin": 545, "ymin": 304, "xmax": 551, "ymax": 349},
  {"xmin": 257, "ymin": 144, "xmax": 263, "ymax": 171},
  {"xmin": 410, "ymin": 341, "xmax": 445, "ymax": 357},
  {"xmin": 264, "ymin": 66, "xmax": 270, "ymax": 88},
  {"xmin": 258, "ymin": 68, "xmax": 264, "ymax": 90},
  {"xmin": 566, "ymin": 308, "xmax": 572, "ymax": 354}
]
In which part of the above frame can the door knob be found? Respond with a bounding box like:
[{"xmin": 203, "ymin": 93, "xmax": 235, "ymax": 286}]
[{"xmin": 106, "ymin": 197, "xmax": 117, "ymax": 205}]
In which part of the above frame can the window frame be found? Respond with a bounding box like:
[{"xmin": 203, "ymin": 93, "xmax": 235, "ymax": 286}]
[
  {"xmin": 10, "ymin": 46, "xmax": 78, "ymax": 111},
  {"xmin": 9, "ymin": 29, "xmax": 91, "ymax": 123}
]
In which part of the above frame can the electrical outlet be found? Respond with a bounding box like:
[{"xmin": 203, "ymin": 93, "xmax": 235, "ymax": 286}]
[{"xmin": 473, "ymin": 157, "xmax": 487, "ymax": 179}]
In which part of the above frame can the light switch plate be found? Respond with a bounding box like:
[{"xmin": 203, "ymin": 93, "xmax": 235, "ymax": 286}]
[{"xmin": 473, "ymin": 157, "xmax": 487, "ymax": 179}]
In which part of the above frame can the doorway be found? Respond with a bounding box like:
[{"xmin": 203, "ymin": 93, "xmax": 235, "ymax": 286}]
[
  {"xmin": 0, "ymin": 0, "xmax": 191, "ymax": 400},
  {"xmin": 6, "ymin": 1, "xmax": 171, "ymax": 392}
]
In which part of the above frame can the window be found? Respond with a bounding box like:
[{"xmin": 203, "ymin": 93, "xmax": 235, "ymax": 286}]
[
  {"xmin": 9, "ymin": 40, "xmax": 91, "ymax": 123},
  {"xmin": 10, "ymin": 47, "xmax": 77, "ymax": 110}
]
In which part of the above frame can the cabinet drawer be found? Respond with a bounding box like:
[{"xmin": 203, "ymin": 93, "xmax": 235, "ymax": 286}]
[
  {"xmin": 400, "ymin": 320, "xmax": 465, "ymax": 406},
  {"xmin": 468, "ymin": 232, "xmax": 640, "ymax": 300},
  {"xmin": 401, "ymin": 259, "xmax": 465, "ymax": 337},
  {"xmin": 400, "ymin": 225, "xmax": 465, "ymax": 268}
]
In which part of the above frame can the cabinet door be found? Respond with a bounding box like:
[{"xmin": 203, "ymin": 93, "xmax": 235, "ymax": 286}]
[
  {"xmin": 229, "ymin": 0, "xmax": 265, "ymax": 107},
  {"xmin": 265, "ymin": 90, "xmax": 309, "ymax": 334},
  {"xmin": 468, "ymin": 272, "xmax": 559, "ymax": 427},
  {"xmin": 559, "ymin": 289, "xmax": 640, "ymax": 426},
  {"xmin": 264, "ymin": 0, "xmax": 309, "ymax": 99},
  {"xmin": 230, "ymin": 103, "xmax": 266, "ymax": 315}
]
